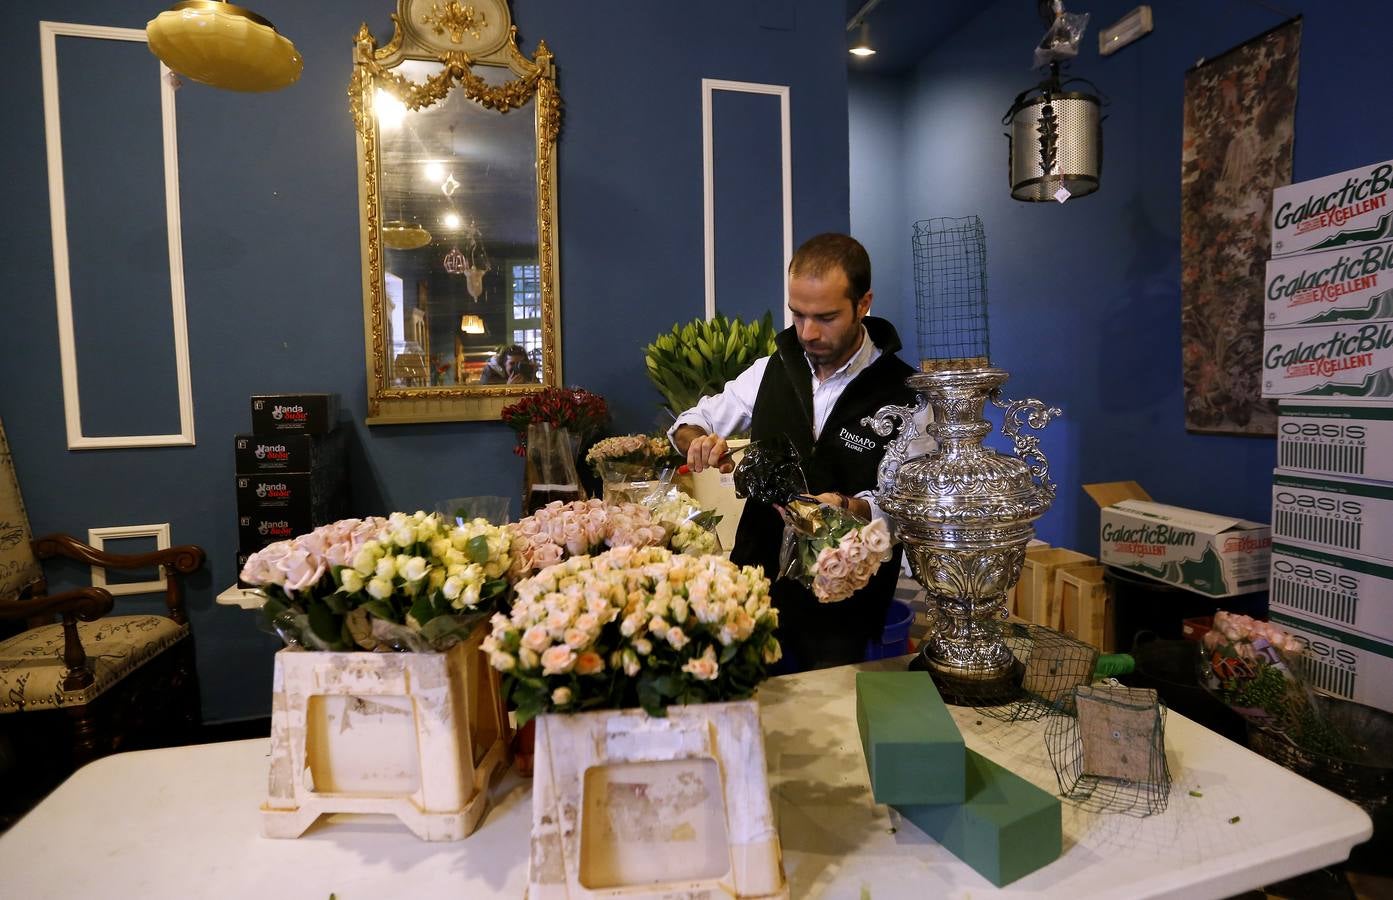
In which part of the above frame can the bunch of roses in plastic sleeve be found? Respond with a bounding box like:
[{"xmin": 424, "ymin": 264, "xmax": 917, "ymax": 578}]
[
  {"xmin": 239, "ymin": 511, "xmax": 513, "ymax": 652},
  {"xmin": 504, "ymin": 499, "xmax": 669, "ymax": 580},
  {"xmin": 483, "ymin": 545, "xmax": 780, "ymax": 723},
  {"xmin": 500, "ymin": 386, "xmax": 609, "ymax": 457},
  {"xmin": 648, "ymin": 489, "xmax": 722, "ymax": 556},
  {"xmin": 1201, "ymin": 611, "xmax": 1350, "ymax": 756},
  {"xmin": 776, "ymin": 499, "xmax": 893, "ymax": 603}
]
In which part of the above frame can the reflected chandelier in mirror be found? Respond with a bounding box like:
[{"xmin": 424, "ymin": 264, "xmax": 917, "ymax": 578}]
[{"xmin": 351, "ymin": 0, "xmax": 561, "ymax": 424}]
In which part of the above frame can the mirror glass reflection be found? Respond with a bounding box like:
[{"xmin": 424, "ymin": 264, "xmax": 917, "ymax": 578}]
[{"xmin": 378, "ymin": 59, "xmax": 543, "ymax": 389}]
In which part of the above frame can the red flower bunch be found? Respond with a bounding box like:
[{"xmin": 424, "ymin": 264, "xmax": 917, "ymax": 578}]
[{"xmin": 500, "ymin": 387, "xmax": 609, "ymax": 456}]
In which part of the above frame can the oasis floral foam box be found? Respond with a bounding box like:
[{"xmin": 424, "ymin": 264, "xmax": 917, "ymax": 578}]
[
  {"xmin": 1261, "ymin": 322, "xmax": 1393, "ymax": 402},
  {"xmin": 1272, "ymin": 159, "xmax": 1393, "ymax": 258},
  {"xmin": 1271, "ymin": 471, "xmax": 1393, "ymax": 563},
  {"xmin": 1270, "ymin": 542, "xmax": 1393, "ymax": 642},
  {"xmin": 1264, "ymin": 242, "xmax": 1393, "ymax": 328},
  {"xmin": 1087, "ymin": 484, "xmax": 1270, "ymax": 598},
  {"xmin": 1277, "ymin": 404, "xmax": 1393, "ymax": 482},
  {"xmin": 1269, "ymin": 611, "xmax": 1393, "ymax": 716}
]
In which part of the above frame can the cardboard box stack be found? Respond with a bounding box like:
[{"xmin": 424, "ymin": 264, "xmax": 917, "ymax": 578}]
[
  {"xmin": 235, "ymin": 394, "xmax": 348, "ymax": 578},
  {"xmin": 1265, "ymin": 161, "xmax": 1393, "ymax": 715}
]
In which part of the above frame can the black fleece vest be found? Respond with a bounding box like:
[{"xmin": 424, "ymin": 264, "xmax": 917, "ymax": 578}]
[{"xmin": 730, "ymin": 316, "xmax": 917, "ymax": 648}]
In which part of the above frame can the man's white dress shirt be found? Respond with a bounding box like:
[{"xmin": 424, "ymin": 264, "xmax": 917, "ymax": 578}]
[{"xmin": 668, "ymin": 326, "xmax": 934, "ymax": 528}]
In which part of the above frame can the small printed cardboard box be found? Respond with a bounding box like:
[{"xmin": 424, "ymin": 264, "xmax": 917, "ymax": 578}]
[
  {"xmin": 1271, "ymin": 158, "xmax": 1393, "ymax": 257},
  {"xmin": 1270, "ymin": 611, "xmax": 1393, "ymax": 716},
  {"xmin": 1084, "ymin": 482, "xmax": 1270, "ymax": 598},
  {"xmin": 1277, "ymin": 404, "xmax": 1393, "ymax": 482},
  {"xmin": 1270, "ymin": 542, "xmax": 1393, "ymax": 642},
  {"xmin": 1272, "ymin": 471, "xmax": 1393, "ymax": 563},
  {"xmin": 234, "ymin": 429, "xmax": 347, "ymax": 475},
  {"xmin": 250, "ymin": 393, "xmax": 340, "ymax": 434},
  {"xmin": 1261, "ymin": 322, "xmax": 1393, "ymax": 402}
]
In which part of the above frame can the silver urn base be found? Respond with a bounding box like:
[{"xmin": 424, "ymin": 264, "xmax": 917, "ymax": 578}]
[{"xmin": 866, "ymin": 366, "xmax": 1060, "ymax": 704}]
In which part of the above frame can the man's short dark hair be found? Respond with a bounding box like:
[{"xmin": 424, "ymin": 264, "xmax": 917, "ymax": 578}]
[{"xmin": 788, "ymin": 233, "xmax": 871, "ymax": 301}]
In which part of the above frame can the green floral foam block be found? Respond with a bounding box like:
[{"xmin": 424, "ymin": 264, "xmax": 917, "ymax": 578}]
[
  {"xmin": 894, "ymin": 749, "xmax": 1062, "ymax": 887},
  {"xmin": 855, "ymin": 671, "xmax": 965, "ymax": 805}
]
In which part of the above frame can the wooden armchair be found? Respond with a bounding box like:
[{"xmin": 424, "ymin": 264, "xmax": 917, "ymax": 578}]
[{"xmin": 0, "ymin": 418, "xmax": 205, "ymax": 768}]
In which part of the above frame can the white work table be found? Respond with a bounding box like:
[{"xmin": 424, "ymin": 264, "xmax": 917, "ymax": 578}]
[{"xmin": 0, "ymin": 658, "xmax": 1372, "ymax": 899}]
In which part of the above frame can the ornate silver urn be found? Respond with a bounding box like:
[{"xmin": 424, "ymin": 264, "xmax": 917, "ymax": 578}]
[{"xmin": 866, "ymin": 366, "xmax": 1060, "ymax": 703}]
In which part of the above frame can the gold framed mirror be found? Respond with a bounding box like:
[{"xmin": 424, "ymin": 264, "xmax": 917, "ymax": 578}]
[{"xmin": 351, "ymin": 0, "xmax": 560, "ymax": 424}]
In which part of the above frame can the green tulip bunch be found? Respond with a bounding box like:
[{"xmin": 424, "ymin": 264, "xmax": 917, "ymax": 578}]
[{"xmin": 643, "ymin": 312, "xmax": 778, "ymax": 417}]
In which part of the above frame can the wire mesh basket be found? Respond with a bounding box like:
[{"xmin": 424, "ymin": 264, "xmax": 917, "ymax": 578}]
[
  {"xmin": 943, "ymin": 620, "xmax": 1099, "ymax": 723},
  {"xmin": 1045, "ymin": 684, "xmax": 1171, "ymax": 817},
  {"xmin": 911, "ymin": 216, "xmax": 990, "ymax": 371}
]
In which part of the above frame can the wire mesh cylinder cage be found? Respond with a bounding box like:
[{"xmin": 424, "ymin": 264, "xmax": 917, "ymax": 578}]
[
  {"xmin": 1004, "ymin": 73, "xmax": 1102, "ymax": 202},
  {"xmin": 911, "ymin": 216, "xmax": 990, "ymax": 372}
]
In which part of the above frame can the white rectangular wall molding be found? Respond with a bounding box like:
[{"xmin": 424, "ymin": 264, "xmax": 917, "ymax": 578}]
[
  {"xmin": 701, "ymin": 78, "xmax": 792, "ymax": 326},
  {"xmin": 40, "ymin": 21, "xmax": 195, "ymax": 449},
  {"xmin": 87, "ymin": 522, "xmax": 172, "ymax": 596}
]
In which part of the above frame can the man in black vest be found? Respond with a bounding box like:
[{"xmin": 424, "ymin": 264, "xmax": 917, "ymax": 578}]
[{"xmin": 671, "ymin": 234, "xmax": 918, "ymax": 671}]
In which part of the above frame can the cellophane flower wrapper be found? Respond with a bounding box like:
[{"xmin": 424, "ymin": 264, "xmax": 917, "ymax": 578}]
[
  {"xmin": 484, "ymin": 545, "xmax": 782, "ymax": 724},
  {"xmin": 239, "ymin": 511, "xmax": 513, "ymax": 652},
  {"xmin": 732, "ymin": 436, "xmax": 808, "ymax": 506},
  {"xmin": 637, "ymin": 481, "xmax": 723, "ymax": 556},
  {"xmin": 1200, "ymin": 611, "xmax": 1354, "ymax": 757},
  {"xmin": 776, "ymin": 499, "xmax": 893, "ymax": 603}
]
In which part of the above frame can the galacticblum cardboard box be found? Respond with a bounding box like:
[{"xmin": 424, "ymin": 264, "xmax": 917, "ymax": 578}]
[
  {"xmin": 1272, "ymin": 159, "xmax": 1393, "ymax": 258},
  {"xmin": 1084, "ymin": 482, "xmax": 1270, "ymax": 599},
  {"xmin": 1277, "ymin": 404, "xmax": 1393, "ymax": 482},
  {"xmin": 1271, "ymin": 471, "xmax": 1393, "ymax": 563},
  {"xmin": 1264, "ymin": 241, "xmax": 1393, "ymax": 328},
  {"xmin": 1270, "ymin": 611, "xmax": 1393, "ymax": 716},
  {"xmin": 1270, "ymin": 542, "xmax": 1393, "ymax": 642},
  {"xmin": 1261, "ymin": 322, "xmax": 1393, "ymax": 402},
  {"xmin": 250, "ymin": 393, "xmax": 340, "ymax": 435}
]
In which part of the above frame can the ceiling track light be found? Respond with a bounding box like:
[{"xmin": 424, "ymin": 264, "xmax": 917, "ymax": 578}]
[{"xmin": 850, "ymin": 23, "xmax": 876, "ymax": 57}]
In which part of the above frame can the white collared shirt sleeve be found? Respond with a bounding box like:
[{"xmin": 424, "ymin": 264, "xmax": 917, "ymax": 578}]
[{"xmin": 667, "ymin": 356, "xmax": 771, "ymax": 446}]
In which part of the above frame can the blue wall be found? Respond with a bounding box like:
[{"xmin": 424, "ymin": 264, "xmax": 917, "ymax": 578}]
[
  {"xmin": 851, "ymin": 1, "xmax": 1393, "ymax": 554},
  {"xmin": 2, "ymin": 0, "xmax": 850, "ymax": 721}
]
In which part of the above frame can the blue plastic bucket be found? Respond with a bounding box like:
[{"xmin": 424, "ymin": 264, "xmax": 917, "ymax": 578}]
[{"xmin": 865, "ymin": 599, "xmax": 915, "ymax": 660}]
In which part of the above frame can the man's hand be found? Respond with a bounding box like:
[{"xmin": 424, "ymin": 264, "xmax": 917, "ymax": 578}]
[
  {"xmin": 810, "ymin": 491, "xmax": 871, "ymax": 520},
  {"xmin": 675, "ymin": 426, "xmax": 734, "ymax": 474}
]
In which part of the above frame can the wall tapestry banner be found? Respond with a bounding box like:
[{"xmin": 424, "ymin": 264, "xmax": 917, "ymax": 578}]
[{"xmin": 1181, "ymin": 19, "xmax": 1302, "ymax": 435}]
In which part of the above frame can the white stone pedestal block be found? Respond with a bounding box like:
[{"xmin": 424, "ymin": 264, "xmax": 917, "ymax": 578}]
[
  {"xmin": 260, "ymin": 621, "xmax": 508, "ymax": 841},
  {"xmin": 528, "ymin": 698, "xmax": 787, "ymax": 899}
]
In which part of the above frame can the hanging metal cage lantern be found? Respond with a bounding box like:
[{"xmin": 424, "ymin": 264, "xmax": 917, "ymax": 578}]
[{"xmin": 1004, "ymin": 66, "xmax": 1103, "ymax": 202}]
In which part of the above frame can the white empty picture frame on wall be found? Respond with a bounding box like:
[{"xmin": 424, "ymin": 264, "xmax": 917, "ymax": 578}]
[
  {"xmin": 40, "ymin": 21, "xmax": 194, "ymax": 450},
  {"xmin": 87, "ymin": 522, "xmax": 171, "ymax": 596},
  {"xmin": 701, "ymin": 78, "xmax": 792, "ymax": 327}
]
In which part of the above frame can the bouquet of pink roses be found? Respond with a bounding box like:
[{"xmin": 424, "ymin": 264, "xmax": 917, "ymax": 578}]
[
  {"xmin": 777, "ymin": 499, "xmax": 893, "ymax": 603},
  {"xmin": 1200, "ymin": 611, "xmax": 1351, "ymax": 757},
  {"xmin": 505, "ymin": 498, "xmax": 669, "ymax": 580}
]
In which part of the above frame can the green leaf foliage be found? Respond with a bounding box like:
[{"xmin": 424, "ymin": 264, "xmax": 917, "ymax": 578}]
[{"xmin": 643, "ymin": 312, "xmax": 778, "ymax": 416}]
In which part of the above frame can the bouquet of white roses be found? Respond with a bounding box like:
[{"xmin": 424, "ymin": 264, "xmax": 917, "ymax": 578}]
[
  {"xmin": 777, "ymin": 499, "xmax": 893, "ymax": 603},
  {"xmin": 239, "ymin": 511, "xmax": 513, "ymax": 652},
  {"xmin": 646, "ymin": 488, "xmax": 722, "ymax": 555},
  {"xmin": 484, "ymin": 545, "xmax": 780, "ymax": 723}
]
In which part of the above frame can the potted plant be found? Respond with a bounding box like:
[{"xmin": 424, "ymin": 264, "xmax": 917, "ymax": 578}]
[{"xmin": 238, "ymin": 512, "xmax": 515, "ymax": 841}]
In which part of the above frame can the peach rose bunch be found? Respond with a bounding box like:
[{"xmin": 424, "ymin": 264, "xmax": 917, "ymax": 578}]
[
  {"xmin": 484, "ymin": 545, "xmax": 780, "ymax": 722},
  {"xmin": 504, "ymin": 499, "xmax": 670, "ymax": 579},
  {"xmin": 778, "ymin": 500, "xmax": 893, "ymax": 603}
]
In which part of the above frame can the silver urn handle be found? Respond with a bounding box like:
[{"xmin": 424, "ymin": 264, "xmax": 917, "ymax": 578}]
[
  {"xmin": 990, "ymin": 391, "xmax": 1062, "ymax": 502},
  {"xmin": 862, "ymin": 395, "xmax": 929, "ymax": 494}
]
